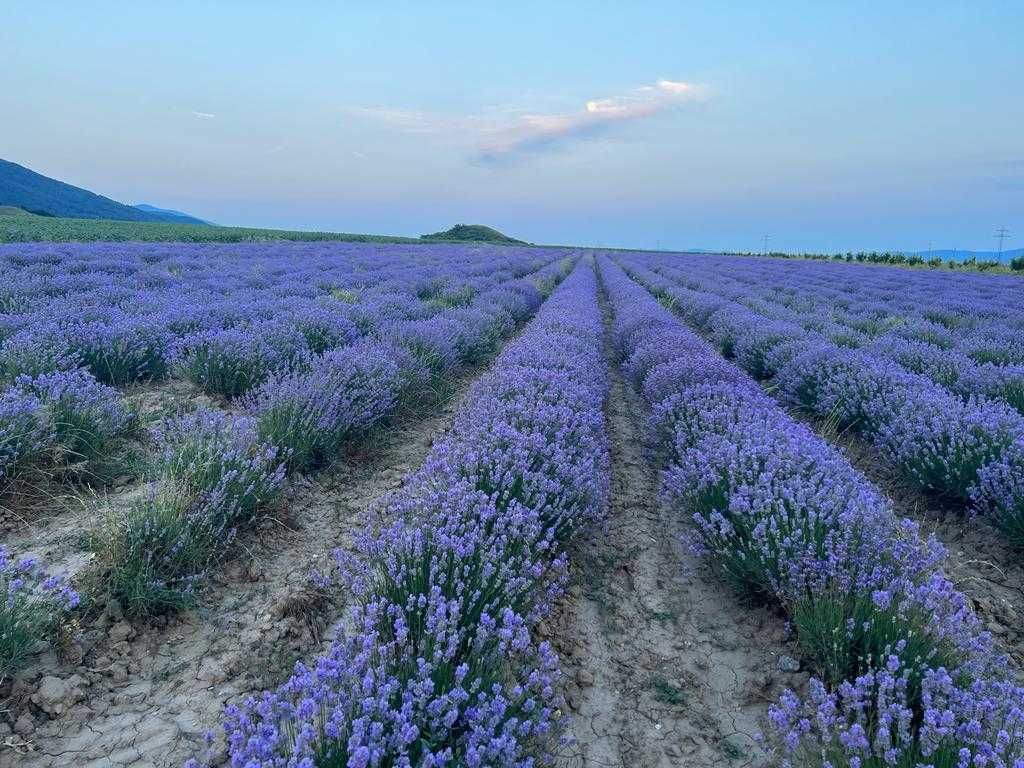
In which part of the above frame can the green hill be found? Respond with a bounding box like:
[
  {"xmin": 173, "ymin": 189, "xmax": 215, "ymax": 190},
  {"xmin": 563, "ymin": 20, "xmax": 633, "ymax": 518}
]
[
  {"xmin": 0, "ymin": 159, "xmax": 206, "ymax": 224},
  {"xmin": 420, "ymin": 224, "xmax": 526, "ymax": 244}
]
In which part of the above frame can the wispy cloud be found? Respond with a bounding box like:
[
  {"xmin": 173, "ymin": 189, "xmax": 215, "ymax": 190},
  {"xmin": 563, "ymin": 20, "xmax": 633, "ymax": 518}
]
[
  {"xmin": 343, "ymin": 106, "xmax": 451, "ymax": 134},
  {"xmin": 477, "ymin": 79, "xmax": 708, "ymax": 162},
  {"xmin": 343, "ymin": 78, "xmax": 709, "ymax": 164},
  {"xmin": 191, "ymin": 110, "xmax": 216, "ymax": 119}
]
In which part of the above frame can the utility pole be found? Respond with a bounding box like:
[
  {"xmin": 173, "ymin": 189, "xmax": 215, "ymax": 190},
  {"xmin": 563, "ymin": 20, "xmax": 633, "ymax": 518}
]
[
  {"xmin": 762, "ymin": 234, "xmax": 770, "ymax": 255},
  {"xmin": 995, "ymin": 227, "xmax": 1010, "ymax": 261}
]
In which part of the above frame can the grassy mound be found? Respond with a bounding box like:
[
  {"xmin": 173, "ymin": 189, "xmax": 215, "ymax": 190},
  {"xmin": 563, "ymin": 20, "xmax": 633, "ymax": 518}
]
[{"xmin": 420, "ymin": 224, "xmax": 526, "ymax": 245}]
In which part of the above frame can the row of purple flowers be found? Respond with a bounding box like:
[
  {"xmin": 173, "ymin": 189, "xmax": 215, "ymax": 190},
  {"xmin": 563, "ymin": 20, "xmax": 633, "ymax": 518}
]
[
  {"xmin": 0, "ymin": 244, "xmax": 571, "ymax": 493},
  {"xmin": 620, "ymin": 255, "xmax": 1024, "ymax": 550},
  {"xmin": 99, "ymin": 258, "xmax": 572, "ymax": 616},
  {"xmin": 598, "ymin": 255, "xmax": 1024, "ymax": 768},
  {"xmin": 648, "ymin": 252, "xmax": 1024, "ymax": 366},
  {"xmin": 189, "ymin": 260, "xmax": 610, "ymax": 767},
  {"xmin": 0, "ymin": 244, "xmax": 572, "ymax": 671},
  {"xmin": 0, "ymin": 242, "xmax": 568, "ymax": 398},
  {"xmin": 647, "ymin": 255, "xmax": 1024, "ymax": 417}
]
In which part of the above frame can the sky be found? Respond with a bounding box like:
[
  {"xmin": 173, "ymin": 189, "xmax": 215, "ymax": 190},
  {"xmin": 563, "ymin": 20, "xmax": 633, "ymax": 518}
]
[{"xmin": 2, "ymin": 1, "xmax": 1022, "ymax": 253}]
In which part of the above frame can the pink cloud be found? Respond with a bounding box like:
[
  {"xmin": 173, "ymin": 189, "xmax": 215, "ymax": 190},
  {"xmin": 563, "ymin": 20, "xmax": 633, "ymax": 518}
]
[{"xmin": 478, "ymin": 79, "xmax": 709, "ymax": 161}]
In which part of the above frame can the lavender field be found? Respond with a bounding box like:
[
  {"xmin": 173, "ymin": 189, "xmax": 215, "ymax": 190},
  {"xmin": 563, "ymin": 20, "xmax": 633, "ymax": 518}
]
[{"xmin": 2, "ymin": 242, "xmax": 1023, "ymax": 768}]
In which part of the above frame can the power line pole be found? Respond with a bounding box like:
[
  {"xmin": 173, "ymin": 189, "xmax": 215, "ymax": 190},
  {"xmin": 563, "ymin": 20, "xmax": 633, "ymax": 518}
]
[
  {"xmin": 762, "ymin": 234, "xmax": 770, "ymax": 255},
  {"xmin": 995, "ymin": 226, "xmax": 1010, "ymax": 260}
]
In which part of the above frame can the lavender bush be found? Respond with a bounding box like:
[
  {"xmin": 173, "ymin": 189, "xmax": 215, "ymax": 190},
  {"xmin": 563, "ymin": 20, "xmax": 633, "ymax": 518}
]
[
  {"xmin": 620, "ymin": 253, "xmax": 1024, "ymax": 533},
  {"xmin": 96, "ymin": 410, "xmax": 284, "ymax": 614},
  {"xmin": 0, "ymin": 324, "xmax": 81, "ymax": 381},
  {"xmin": 971, "ymin": 438, "xmax": 1024, "ymax": 547},
  {"xmin": 245, "ymin": 343, "xmax": 403, "ymax": 473},
  {"xmin": 173, "ymin": 324, "xmax": 308, "ymax": 399},
  {"xmin": 99, "ymin": 484, "xmax": 232, "ymax": 615},
  {"xmin": 0, "ymin": 546, "xmax": 79, "ymax": 674},
  {"xmin": 598, "ymin": 255, "xmax": 1024, "ymax": 767},
  {"xmin": 0, "ymin": 386, "xmax": 52, "ymax": 488},
  {"xmin": 193, "ymin": 262, "xmax": 609, "ymax": 767},
  {"xmin": 67, "ymin": 316, "xmax": 174, "ymax": 384},
  {"xmin": 769, "ymin": 665, "xmax": 1024, "ymax": 768},
  {"xmin": 151, "ymin": 409, "xmax": 286, "ymax": 522},
  {"xmin": 16, "ymin": 368, "xmax": 134, "ymax": 464}
]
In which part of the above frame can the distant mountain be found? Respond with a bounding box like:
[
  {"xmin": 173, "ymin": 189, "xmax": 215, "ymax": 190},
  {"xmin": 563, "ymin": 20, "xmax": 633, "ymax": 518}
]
[
  {"xmin": 133, "ymin": 203, "xmax": 210, "ymax": 225},
  {"xmin": 0, "ymin": 159, "xmax": 204, "ymax": 224},
  {"xmin": 420, "ymin": 224, "xmax": 526, "ymax": 244}
]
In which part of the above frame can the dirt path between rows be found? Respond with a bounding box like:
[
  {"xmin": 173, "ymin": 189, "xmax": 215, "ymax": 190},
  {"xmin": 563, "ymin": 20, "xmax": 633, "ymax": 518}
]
[
  {"xmin": 2, "ymin": 371, "xmax": 482, "ymax": 768},
  {"xmin": 548, "ymin": 305, "xmax": 804, "ymax": 768}
]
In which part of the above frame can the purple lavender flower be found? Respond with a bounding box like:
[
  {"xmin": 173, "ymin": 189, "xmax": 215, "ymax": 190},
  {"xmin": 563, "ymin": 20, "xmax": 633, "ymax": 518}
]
[
  {"xmin": 204, "ymin": 262, "xmax": 608, "ymax": 766},
  {"xmin": 1, "ymin": 546, "xmax": 79, "ymax": 673},
  {"xmin": 0, "ymin": 385, "xmax": 53, "ymax": 487},
  {"xmin": 16, "ymin": 368, "xmax": 134, "ymax": 463},
  {"xmin": 244, "ymin": 342, "xmax": 403, "ymax": 473},
  {"xmin": 971, "ymin": 438, "xmax": 1024, "ymax": 547},
  {"xmin": 598, "ymin": 253, "xmax": 1024, "ymax": 764}
]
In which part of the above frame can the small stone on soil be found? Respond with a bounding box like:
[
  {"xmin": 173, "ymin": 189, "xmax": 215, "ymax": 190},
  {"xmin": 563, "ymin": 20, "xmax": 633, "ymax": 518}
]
[{"xmin": 776, "ymin": 654, "xmax": 801, "ymax": 673}]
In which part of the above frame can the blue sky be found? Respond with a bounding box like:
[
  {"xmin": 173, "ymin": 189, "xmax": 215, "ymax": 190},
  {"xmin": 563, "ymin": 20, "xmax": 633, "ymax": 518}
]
[{"xmin": 2, "ymin": 1, "xmax": 1022, "ymax": 252}]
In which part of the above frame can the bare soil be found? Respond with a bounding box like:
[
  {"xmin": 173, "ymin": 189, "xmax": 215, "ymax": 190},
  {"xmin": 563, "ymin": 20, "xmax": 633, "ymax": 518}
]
[{"xmin": 548, "ymin": 319, "xmax": 805, "ymax": 768}]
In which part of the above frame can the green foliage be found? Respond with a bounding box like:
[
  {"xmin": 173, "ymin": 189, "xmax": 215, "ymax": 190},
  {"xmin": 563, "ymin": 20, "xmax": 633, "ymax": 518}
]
[
  {"xmin": 329, "ymin": 288, "xmax": 360, "ymax": 303},
  {"xmin": 736, "ymin": 248, "xmax": 1021, "ymax": 276},
  {"xmin": 419, "ymin": 281, "xmax": 476, "ymax": 309},
  {"xmin": 96, "ymin": 488, "xmax": 218, "ymax": 616},
  {"xmin": 0, "ymin": 212, "xmax": 418, "ymax": 244},
  {"xmin": 420, "ymin": 223, "xmax": 526, "ymax": 244},
  {"xmin": 791, "ymin": 589, "xmax": 962, "ymax": 703}
]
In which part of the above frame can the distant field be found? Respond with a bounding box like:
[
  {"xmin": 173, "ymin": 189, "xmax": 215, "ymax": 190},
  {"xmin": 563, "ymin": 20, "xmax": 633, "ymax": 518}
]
[
  {"xmin": 3, "ymin": 241, "xmax": 1024, "ymax": 766},
  {"xmin": 0, "ymin": 210, "xmax": 418, "ymax": 244}
]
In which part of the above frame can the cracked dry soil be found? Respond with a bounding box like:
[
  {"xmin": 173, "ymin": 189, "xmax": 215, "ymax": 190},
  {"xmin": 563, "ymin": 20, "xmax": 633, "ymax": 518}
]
[{"xmin": 548, "ymin": 317, "xmax": 806, "ymax": 768}]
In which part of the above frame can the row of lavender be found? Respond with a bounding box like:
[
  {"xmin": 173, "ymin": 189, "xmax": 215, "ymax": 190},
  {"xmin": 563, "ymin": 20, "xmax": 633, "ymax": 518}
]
[
  {"xmin": 189, "ymin": 261, "xmax": 609, "ymax": 767},
  {"xmin": 619, "ymin": 254, "xmax": 1024, "ymax": 548},
  {"xmin": 0, "ymin": 242, "xmax": 558, "ymax": 394},
  {"xmin": 599, "ymin": 255, "xmax": 1024, "ymax": 767},
  {"xmin": 658, "ymin": 252, "xmax": 1024, "ymax": 364},
  {"xmin": 103, "ymin": 256, "xmax": 570, "ymax": 616},
  {"xmin": 649, "ymin": 256, "xmax": 1024, "ymax": 414},
  {"xmin": 0, "ymin": 243, "xmax": 569, "ymax": 494},
  {"xmin": 0, "ymin": 244, "xmax": 574, "ymax": 675}
]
